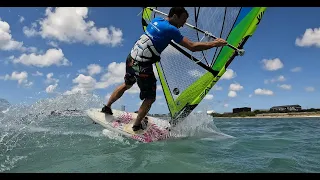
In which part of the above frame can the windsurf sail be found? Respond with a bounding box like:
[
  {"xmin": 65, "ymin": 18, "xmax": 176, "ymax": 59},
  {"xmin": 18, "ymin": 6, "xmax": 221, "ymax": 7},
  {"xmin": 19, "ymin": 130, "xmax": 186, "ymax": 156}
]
[{"xmin": 141, "ymin": 7, "xmax": 267, "ymax": 126}]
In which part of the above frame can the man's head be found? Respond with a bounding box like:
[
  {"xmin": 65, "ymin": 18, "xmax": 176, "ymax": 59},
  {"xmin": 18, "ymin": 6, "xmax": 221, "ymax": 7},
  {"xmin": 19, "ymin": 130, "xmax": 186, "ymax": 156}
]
[{"xmin": 167, "ymin": 7, "xmax": 189, "ymax": 28}]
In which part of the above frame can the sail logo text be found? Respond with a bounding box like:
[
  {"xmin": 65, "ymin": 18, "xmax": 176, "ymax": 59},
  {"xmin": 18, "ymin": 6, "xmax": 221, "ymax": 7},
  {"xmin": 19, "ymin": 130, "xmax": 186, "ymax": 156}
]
[{"xmin": 200, "ymin": 83, "xmax": 214, "ymax": 99}]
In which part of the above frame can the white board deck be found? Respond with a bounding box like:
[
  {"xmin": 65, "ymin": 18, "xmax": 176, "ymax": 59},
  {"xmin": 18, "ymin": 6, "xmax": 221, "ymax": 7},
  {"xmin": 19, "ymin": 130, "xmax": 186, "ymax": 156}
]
[{"xmin": 85, "ymin": 108, "xmax": 171, "ymax": 143}]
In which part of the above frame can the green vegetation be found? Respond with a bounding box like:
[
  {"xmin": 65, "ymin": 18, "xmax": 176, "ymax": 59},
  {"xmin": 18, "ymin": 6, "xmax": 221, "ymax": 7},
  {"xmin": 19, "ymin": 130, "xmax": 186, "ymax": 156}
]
[
  {"xmin": 211, "ymin": 108, "xmax": 320, "ymax": 118},
  {"xmin": 211, "ymin": 111, "xmax": 256, "ymax": 117}
]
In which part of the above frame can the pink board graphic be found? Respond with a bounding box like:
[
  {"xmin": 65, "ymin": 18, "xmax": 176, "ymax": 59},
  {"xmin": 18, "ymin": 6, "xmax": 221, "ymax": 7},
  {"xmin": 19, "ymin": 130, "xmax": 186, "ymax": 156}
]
[{"xmin": 86, "ymin": 108, "xmax": 171, "ymax": 143}]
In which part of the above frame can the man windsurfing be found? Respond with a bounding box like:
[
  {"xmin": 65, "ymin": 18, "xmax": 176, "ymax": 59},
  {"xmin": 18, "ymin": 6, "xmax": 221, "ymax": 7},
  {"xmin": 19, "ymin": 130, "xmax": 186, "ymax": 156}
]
[{"xmin": 102, "ymin": 7, "xmax": 227, "ymax": 131}]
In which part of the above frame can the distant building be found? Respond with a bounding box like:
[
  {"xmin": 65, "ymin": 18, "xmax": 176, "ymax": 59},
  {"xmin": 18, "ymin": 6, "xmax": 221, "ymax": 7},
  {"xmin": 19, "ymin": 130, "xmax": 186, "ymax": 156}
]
[
  {"xmin": 233, "ymin": 107, "xmax": 251, "ymax": 113},
  {"xmin": 270, "ymin": 105, "xmax": 301, "ymax": 112},
  {"xmin": 121, "ymin": 105, "xmax": 125, "ymax": 111}
]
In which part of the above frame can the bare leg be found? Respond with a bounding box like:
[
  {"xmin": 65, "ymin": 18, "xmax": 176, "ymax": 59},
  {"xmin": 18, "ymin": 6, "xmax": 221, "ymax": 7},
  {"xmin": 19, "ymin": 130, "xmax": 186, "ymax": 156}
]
[
  {"xmin": 106, "ymin": 83, "xmax": 132, "ymax": 108},
  {"xmin": 133, "ymin": 98, "xmax": 155, "ymax": 126}
]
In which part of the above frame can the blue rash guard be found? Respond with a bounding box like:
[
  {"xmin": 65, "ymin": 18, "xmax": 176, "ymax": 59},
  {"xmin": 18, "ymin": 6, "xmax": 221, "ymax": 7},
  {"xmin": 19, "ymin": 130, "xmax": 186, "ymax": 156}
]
[{"xmin": 145, "ymin": 17, "xmax": 184, "ymax": 54}]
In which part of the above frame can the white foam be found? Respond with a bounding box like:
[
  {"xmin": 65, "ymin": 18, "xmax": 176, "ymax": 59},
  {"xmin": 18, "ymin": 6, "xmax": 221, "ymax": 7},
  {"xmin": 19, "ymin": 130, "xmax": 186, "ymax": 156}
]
[
  {"xmin": 0, "ymin": 155, "xmax": 27, "ymax": 172},
  {"xmin": 102, "ymin": 129, "xmax": 131, "ymax": 145},
  {"xmin": 168, "ymin": 112, "xmax": 235, "ymax": 139}
]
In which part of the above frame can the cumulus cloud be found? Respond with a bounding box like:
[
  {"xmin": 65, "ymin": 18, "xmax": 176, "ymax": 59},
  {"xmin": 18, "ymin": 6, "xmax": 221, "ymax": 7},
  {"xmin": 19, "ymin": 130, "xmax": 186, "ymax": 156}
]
[
  {"xmin": 64, "ymin": 74, "xmax": 97, "ymax": 95},
  {"xmin": 45, "ymin": 73, "xmax": 59, "ymax": 84},
  {"xmin": 227, "ymin": 83, "xmax": 243, "ymax": 98},
  {"xmin": 23, "ymin": 7, "xmax": 123, "ymax": 47},
  {"xmin": 229, "ymin": 83, "xmax": 243, "ymax": 91},
  {"xmin": 12, "ymin": 48, "xmax": 71, "ymax": 67},
  {"xmin": 264, "ymin": 75, "xmax": 286, "ymax": 84},
  {"xmin": 261, "ymin": 58, "xmax": 283, "ymax": 71},
  {"xmin": 0, "ymin": 19, "xmax": 24, "ymax": 51},
  {"xmin": 19, "ymin": 16, "xmax": 25, "ymax": 23},
  {"xmin": 0, "ymin": 19, "xmax": 38, "ymax": 53},
  {"xmin": 64, "ymin": 61, "xmax": 162, "ymax": 95},
  {"xmin": 95, "ymin": 62, "xmax": 126, "ymax": 89},
  {"xmin": 254, "ymin": 88, "xmax": 274, "ymax": 95},
  {"xmin": 46, "ymin": 83, "xmax": 58, "ymax": 93},
  {"xmin": 295, "ymin": 28, "xmax": 320, "ymax": 47},
  {"xmin": 0, "ymin": 71, "xmax": 32, "ymax": 87},
  {"xmin": 32, "ymin": 71, "xmax": 43, "ymax": 76},
  {"xmin": 278, "ymin": 84, "xmax": 292, "ymax": 90},
  {"xmin": 228, "ymin": 90, "xmax": 237, "ymax": 98},
  {"xmin": 220, "ymin": 69, "xmax": 236, "ymax": 80}
]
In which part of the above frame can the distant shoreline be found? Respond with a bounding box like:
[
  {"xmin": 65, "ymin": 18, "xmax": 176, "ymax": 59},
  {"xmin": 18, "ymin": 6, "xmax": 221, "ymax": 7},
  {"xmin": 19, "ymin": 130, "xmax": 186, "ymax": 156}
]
[{"xmin": 212, "ymin": 112, "xmax": 320, "ymax": 119}]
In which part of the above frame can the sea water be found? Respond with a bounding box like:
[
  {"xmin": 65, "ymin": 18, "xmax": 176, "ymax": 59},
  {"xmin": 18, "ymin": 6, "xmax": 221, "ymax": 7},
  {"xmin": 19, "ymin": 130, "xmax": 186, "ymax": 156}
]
[{"xmin": 1, "ymin": 94, "xmax": 320, "ymax": 173}]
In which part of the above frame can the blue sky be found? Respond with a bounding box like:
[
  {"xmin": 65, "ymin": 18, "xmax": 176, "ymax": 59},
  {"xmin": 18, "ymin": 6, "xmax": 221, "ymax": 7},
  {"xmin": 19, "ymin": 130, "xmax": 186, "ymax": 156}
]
[{"xmin": 0, "ymin": 7, "xmax": 319, "ymax": 114}]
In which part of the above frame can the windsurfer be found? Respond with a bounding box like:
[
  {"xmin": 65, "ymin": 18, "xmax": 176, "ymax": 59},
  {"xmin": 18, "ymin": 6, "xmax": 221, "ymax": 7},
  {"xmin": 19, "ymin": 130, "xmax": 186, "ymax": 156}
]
[{"xmin": 102, "ymin": 7, "xmax": 227, "ymax": 131}]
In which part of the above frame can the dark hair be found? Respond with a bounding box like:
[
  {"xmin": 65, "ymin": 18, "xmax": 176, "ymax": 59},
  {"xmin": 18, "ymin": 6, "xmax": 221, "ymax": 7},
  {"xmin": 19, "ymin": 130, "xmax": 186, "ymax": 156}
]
[{"xmin": 168, "ymin": 7, "xmax": 189, "ymax": 18}]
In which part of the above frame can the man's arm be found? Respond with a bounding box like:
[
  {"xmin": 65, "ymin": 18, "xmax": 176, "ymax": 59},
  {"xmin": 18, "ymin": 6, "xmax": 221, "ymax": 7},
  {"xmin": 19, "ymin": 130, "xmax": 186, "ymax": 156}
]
[{"xmin": 179, "ymin": 37, "xmax": 227, "ymax": 52}]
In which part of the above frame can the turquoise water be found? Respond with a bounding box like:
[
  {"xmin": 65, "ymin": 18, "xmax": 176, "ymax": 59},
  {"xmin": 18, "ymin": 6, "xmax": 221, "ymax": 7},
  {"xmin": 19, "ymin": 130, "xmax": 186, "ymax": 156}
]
[{"xmin": 1, "ymin": 95, "xmax": 320, "ymax": 173}]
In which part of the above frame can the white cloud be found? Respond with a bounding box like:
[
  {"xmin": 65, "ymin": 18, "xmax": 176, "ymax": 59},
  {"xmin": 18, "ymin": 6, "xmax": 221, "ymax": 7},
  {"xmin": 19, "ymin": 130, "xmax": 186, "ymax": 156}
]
[
  {"xmin": 277, "ymin": 75, "xmax": 286, "ymax": 82},
  {"xmin": 295, "ymin": 28, "xmax": 320, "ymax": 47},
  {"xmin": 32, "ymin": 71, "xmax": 43, "ymax": 76},
  {"xmin": 65, "ymin": 61, "xmax": 163, "ymax": 95},
  {"xmin": 204, "ymin": 94, "xmax": 213, "ymax": 100},
  {"xmin": 261, "ymin": 58, "xmax": 283, "ymax": 71},
  {"xmin": 45, "ymin": 73, "xmax": 59, "ymax": 84},
  {"xmin": 87, "ymin": 64, "xmax": 102, "ymax": 76},
  {"xmin": 228, "ymin": 90, "xmax": 237, "ymax": 98},
  {"xmin": 46, "ymin": 83, "xmax": 58, "ymax": 93},
  {"xmin": 12, "ymin": 48, "xmax": 71, "ymax": 67},
  {"xmin": 229, "ymin": 83, "xmax": 243, "ymax": 91},
  {"xmin": 95, "ymin": 62, "xmax": 126, "ymax": 89},
  {"xmin": 278, "ymin": 84, "xmax": 292, "ymax": 90},
  {"xmin": 23, "ymin": 7, "xmax": 123, "ymax": 47},
  {"xmin": 0, "ymin": 19, "xmax": 37, "ymax": 53},
  {"xmin": 254, "ymin": 88, "xmax": 274, "ymax": 95},
  {"xmin": 220, "ymin": 69, "xmax": 236, "ymax": 80},
  {"xmin": 19, "ymin": 16, "xmax": 25, "ymax": 23},
  {"xmin": 1, "ymin": 71, "xmax": 32, "ymax": 87},
  {"xmin": 264, "ymin": 75, "xmax": 286, "ymax": 84},
  {"xmin": 224, "ymin": 104, "xmax": 228, "ymax": 107},
  {"xmin": 0, "ymin": 19, "xmax": 24, "ymax": 51},
  {"xmin": 249, "ymin": 94, "xmax": 252, "ymax": 98},
  {"xmin": 64, "ymin": 74, "xmax": 97, "ymax": 95},
  {"xmin": 23, "ymin": 22, "xmax": 38, "ymax": 37},
  {"xmin": 305, "ymin": 86, "xmax": 315, "ymax": 92},
  {"xmin": 291, "ymin": 67, "xmax": 302, "ymax": 72}
]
